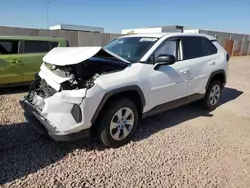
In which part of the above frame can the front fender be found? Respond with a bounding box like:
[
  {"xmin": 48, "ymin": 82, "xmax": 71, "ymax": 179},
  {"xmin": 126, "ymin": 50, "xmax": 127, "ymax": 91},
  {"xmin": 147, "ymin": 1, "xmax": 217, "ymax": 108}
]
[{"xmin": 90, "ymin": 85, "xmax": 146, "ymax": 124}]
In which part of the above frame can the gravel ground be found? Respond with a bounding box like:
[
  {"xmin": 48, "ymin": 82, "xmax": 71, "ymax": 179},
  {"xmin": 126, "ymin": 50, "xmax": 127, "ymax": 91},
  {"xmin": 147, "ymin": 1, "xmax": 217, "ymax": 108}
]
[{"xmin": 1, "ymin": 57, "xmax": 250, "ymax": 188}]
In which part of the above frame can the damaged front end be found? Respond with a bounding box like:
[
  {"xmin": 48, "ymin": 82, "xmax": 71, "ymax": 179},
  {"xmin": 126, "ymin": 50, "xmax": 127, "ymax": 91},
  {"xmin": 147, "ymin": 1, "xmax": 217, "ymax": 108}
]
[{"xmin": 20, "ymin": 46, "xmax": 128, "ymax": 141}]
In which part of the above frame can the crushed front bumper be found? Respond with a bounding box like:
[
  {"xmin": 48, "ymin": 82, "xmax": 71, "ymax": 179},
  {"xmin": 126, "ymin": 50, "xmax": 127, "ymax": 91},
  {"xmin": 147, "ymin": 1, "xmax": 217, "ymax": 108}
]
[{"xmin": 19, "ymin": 98, "xmax": 91, "ymax": 142}]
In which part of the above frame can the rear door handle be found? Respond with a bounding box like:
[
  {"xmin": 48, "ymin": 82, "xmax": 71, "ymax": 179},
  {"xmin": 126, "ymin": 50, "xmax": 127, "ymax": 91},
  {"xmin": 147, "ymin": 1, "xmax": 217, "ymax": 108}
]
[{"xmin": 209, "ymin": 61, "xmax": 215, "ymax": 66}]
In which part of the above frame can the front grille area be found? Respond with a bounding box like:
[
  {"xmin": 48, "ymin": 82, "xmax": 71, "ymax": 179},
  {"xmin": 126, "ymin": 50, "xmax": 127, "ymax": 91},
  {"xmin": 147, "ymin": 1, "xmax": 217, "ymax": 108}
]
[
  {"xmin": 27, "ymin": 74, "xmax": 56, "ymax": 103},
  {"xmin": 35, "ymin": 79, "xmax": 57, "ymax": 99}
]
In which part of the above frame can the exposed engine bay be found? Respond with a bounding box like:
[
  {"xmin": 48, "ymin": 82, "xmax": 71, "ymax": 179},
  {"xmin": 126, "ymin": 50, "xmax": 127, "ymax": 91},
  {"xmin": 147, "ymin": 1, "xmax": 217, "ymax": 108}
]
[
  {"xmin": 26, "ymin": 55, "xmax": 128, "ymax": 108},
  {"xmin": 48, "ymin": 57, "xmax": 127, "ymax": 90}
]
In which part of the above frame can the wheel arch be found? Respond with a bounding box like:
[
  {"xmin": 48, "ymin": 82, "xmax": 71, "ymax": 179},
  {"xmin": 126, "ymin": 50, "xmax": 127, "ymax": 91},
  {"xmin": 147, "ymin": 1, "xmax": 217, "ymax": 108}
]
[
  {"xmin": 205, "ymin": 69, "xmax": 226, "ymax": 90},
  {"xmin": 91, "ymin": 85, "xmax": 146, "ymax": 124}
]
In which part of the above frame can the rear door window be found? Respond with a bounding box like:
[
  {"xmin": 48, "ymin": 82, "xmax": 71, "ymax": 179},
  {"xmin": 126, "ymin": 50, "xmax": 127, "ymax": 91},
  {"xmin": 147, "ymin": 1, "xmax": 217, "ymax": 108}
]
[
  {"xmin": 24, "ymin": 40, "xmax": 50, "ymax": 53},
  {"xmin": 0, "ymin": 40, "xmax": 19, "ymax": 55},
  {"xmin": 182, "ymin": 36, "xmax": 206, "ymax": 60}
]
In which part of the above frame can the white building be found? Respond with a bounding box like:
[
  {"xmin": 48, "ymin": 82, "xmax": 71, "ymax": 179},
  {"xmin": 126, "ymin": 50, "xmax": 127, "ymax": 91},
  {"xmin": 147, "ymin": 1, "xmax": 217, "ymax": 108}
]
[
  {"xmin": 122, "ymin": 25, "xmax": 249, "ymax": 41},
  {"xmin": 121, "ymin": 25, "xmax": 184, "ymax": 34},
  {"xmin": 49, "ymin": 24, "xmax": 104, "ymax": 33}
]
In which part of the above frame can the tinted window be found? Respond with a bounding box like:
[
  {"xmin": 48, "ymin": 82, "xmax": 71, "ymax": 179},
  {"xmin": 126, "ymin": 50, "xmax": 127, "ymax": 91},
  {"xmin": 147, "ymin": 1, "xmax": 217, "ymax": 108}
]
[
  {"xmin": 66, "ymin": 40, "xmax": 70, "ymax": 47},
  {"xmin": 183, "ymin": 37, "xmax": 206, "ymax": 60},
  {"xmin": 49, "ymin": 41, "xmax": 59, "ymax": 50},
  {"xmin": 154, "ymin": 40, "xmax": 179, "ymax": 62},
  {"xmin": 24, "ymin": 40, "xmax": 50, "ymax": 53},
  {"xmin": 203, "ymin": 38, "xmax": 218, "ymax": 55},
  {"xmin": 0, "ymin": 40, "xmax": 19, "ymax": 55}
]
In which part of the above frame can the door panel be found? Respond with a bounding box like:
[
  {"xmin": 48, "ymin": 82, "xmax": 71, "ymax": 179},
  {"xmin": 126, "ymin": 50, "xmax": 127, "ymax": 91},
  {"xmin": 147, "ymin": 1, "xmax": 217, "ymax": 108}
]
[
  {"xmin": 180, "ymin": 56, "xmax": 212, "ymax": 96},
  {"xmin": 21, "ymin": 40, "xmax": 51, "ymax": 82},
  {"xmin": 0, "ymin": 40, "xmax": 22, "ymax": 84},
  {"xmin": 148, "ymin": 62, "xmax": 189, "ymax": 110},
  {"xmin": 146, "ymin": 38, "xmax": 188, "ymax": 110},
  {"xmin": 0, "ymin": 54, "xmax": 23, "ymax": 84},
  {"xmin": 182, "ymin": 36, "xmax": 216, "ymax": 96},
  {"xmin": 22, "ymin": 53, "xmax": 46, "ymax": 82}
]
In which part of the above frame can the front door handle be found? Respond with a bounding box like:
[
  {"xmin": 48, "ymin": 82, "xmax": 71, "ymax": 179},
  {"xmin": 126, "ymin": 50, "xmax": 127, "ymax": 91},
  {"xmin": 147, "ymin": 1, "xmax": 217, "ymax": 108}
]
[
  {"xmin": 9, "ymin": 59, "xmax": 21, "ymax": 64},
  {"xmin": 209, "ymin": 61, "xmax": 215, "ymax": 66},
  {"xmin": 180, "ymin": 69, "xmax": 189, "ymax": 74}
]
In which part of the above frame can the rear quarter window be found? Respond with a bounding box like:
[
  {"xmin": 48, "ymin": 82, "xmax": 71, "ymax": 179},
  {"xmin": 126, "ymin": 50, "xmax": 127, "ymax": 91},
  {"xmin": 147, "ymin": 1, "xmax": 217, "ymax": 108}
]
[{"xmin": 202, "ymin": 38, "xmax": 218, "ymax": 55}]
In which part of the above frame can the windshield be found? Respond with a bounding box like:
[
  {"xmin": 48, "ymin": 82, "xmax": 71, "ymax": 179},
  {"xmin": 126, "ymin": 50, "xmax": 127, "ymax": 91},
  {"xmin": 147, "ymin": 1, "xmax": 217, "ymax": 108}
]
[{"xmin": 103, "ymin": 37, "xmax": 158, "ymax": 63}]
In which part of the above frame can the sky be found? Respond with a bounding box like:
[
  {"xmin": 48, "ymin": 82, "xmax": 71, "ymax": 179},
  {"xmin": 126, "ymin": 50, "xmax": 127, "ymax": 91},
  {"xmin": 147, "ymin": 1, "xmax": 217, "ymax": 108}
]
[{"xmin": 0, "ymin": 0, "xmax": 249, "ymax": 34}]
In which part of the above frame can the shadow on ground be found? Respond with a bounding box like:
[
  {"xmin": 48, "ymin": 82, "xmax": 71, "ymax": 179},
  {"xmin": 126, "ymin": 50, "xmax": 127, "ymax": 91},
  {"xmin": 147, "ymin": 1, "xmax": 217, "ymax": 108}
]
[
  {"xmin": 0, "ymin": 87, "xmax": 243, "ymax": 184},
  {"xmin": 220, "ymin": 87, "xmax": 243, "ymax": 104},
  {"xmin": 0, "ymin": 86, "xmax": 29, "ymax": 95}
]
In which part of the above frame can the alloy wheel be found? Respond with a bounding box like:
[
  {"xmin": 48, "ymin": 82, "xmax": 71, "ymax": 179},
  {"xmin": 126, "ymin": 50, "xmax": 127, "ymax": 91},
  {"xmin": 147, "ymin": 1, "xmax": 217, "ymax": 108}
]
[
  {"xmin": 209, "ymin": 84, "xmax": 221, "ymax": 106},
  {"xmin": 109, "ymin": 107, "xmax": 135, "ymax": 140}
]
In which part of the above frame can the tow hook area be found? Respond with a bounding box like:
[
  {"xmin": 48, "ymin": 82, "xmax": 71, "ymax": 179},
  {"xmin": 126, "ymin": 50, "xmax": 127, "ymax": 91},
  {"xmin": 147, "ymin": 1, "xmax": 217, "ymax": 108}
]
[{"xmin": 20, "ymin": 98, "xmax": 91, "ymax": 142}]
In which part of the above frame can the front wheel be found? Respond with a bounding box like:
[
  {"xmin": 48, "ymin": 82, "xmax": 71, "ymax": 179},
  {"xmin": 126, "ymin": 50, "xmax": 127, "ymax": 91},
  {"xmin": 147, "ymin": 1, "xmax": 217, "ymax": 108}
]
[
  {"xmin": 97, "ymin": 98, "xmax": 139, "ymax": 148},
  {"xmin": 201, "ymin": 80, "xmax": 222, "ymax": 110}
]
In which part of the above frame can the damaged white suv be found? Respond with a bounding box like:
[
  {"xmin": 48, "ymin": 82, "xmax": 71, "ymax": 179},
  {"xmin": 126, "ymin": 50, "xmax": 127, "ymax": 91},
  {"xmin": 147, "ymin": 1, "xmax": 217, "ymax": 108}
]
[{"xmin": 20, "ymin": 33, "xmax": 229, "ymax": 148}]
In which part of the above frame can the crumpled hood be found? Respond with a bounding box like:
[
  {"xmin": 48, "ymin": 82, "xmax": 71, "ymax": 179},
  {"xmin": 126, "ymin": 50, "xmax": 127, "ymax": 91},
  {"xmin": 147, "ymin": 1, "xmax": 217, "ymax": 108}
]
[{"xmin": 42, "ymin": 46, "xmax": 130, "ymax": 66}]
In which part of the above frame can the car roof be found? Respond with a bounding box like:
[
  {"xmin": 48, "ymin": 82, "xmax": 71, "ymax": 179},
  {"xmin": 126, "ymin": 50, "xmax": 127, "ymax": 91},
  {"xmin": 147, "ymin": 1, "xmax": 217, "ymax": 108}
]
[
  {"xmin": 119, "ymin": 32, "xmax": 216, "ymax": 40},
  {"xmin": 0, "ymin": 35, "xmax": 66, "ymax": 41},
  {"xmin": 119, "ymin": 33, "xmax": 171, "ymax": 38}
]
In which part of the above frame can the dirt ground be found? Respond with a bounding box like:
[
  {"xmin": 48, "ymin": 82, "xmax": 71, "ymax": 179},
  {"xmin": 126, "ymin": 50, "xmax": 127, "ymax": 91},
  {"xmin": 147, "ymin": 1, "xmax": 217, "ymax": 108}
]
[{"xmin": 0, "ymin": 56, "xmax": 250, "ymax": 188}]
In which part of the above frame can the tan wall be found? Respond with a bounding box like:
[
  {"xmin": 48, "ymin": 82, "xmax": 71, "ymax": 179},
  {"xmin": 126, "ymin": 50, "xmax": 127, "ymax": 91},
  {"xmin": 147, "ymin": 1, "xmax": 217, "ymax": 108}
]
[
  {"xmin": 0, "ymin": 26, "xmax": 249, "ymax": 56},
  {"xmin": 77, "ymin": 32, "xmax": 111, "ymax": 46},
  {"xmin": 0, "ymin": 26, "xmax": 123, "ymax": 47},
  {"xmin": 232, "ymin": 40, "xmax": 242, "ymax": 56},
  {"xmin": 224, "ymin": 40, "xmax": 234, "ymax": 56},
  {"xmin": 241, "ymin": 40, "xmax": 249, "ymax": 56}
]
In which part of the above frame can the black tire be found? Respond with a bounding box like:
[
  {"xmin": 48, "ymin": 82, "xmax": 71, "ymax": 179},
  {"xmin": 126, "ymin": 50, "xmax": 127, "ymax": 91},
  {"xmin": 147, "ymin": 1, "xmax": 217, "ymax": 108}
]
[
  {"xmin": 201, "ymin": 80, "xmax": 222, "ymax": 110},
  {"xmin": 97, "ymin": 97, "xmax": 139, "ymax": 148}
]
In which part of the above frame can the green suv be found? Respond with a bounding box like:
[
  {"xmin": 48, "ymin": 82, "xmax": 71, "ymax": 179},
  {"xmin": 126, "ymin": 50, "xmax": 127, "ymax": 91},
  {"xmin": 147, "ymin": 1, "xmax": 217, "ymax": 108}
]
[{"xmin": 0, "ymin": 36, "xmax": 69, "ymax": 87}]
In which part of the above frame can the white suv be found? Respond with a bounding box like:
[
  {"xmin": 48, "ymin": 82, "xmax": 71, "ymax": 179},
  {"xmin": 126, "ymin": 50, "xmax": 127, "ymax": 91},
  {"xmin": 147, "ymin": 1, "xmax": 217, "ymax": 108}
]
[{"xmin": 20, "ymin": 33, "xmax": 229, "ymax": 148}]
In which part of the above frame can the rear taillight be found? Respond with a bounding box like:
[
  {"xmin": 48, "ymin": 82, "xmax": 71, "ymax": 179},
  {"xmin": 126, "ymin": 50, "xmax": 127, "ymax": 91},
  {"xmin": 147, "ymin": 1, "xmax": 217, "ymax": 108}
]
[{"xmin": 226, "ymin": 53, "xmax": 230, "ymax": 62}]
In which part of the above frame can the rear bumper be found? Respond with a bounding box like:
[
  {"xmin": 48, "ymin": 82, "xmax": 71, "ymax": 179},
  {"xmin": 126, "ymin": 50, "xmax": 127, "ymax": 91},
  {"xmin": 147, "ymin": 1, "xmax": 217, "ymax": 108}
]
[{"xmin": 19, "ymin": 98, "xmax": 91, "ymax": 142}]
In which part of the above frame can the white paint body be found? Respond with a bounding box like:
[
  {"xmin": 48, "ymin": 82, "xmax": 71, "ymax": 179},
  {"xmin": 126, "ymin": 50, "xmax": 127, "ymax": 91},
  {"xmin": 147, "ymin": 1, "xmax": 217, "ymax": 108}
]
[
  {"xmin": 35, "ymin": 33, "xmax": 229, "ymax": 135},
  {"xmin": 42, "ymin": 46, "xmax": 130, "ymax": 65}
]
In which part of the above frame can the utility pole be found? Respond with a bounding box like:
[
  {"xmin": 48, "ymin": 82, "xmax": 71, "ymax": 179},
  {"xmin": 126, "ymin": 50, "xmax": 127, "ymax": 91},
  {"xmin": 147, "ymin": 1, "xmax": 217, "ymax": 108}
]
[{"xmin": 46, "ymin": 1, "xmax": 51, "ymax": 29}]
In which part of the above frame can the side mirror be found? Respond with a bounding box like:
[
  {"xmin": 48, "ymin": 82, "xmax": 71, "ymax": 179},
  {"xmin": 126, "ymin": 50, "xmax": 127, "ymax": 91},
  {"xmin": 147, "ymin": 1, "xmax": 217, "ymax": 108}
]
[{"xmin": 153, "ymin": 54, "xmax": 176, "ymax": 70}]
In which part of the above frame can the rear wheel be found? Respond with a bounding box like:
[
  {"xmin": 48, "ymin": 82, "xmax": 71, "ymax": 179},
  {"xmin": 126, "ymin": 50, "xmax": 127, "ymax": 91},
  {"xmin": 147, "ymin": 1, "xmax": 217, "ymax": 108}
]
[
  {"xmin": 97, "ymin": 98, "xmax": 139, "ymax": 148},
  {"xmin": 202, "ymin": 80, "xmax": 222, "ymax": 110}
]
